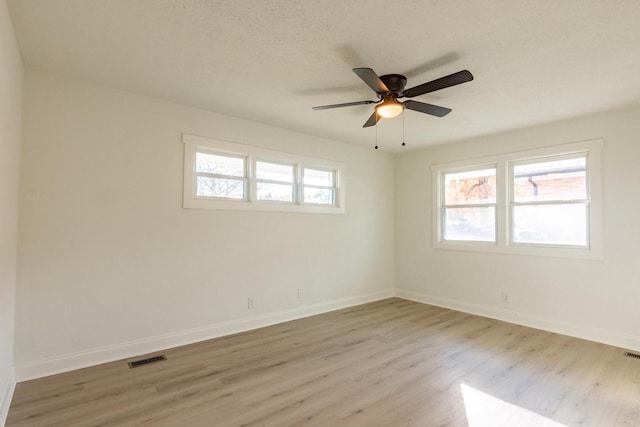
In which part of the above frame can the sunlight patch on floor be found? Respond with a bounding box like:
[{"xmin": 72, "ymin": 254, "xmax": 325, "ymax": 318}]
[{"xmin": 461, "ymin": 383, "xmax": 565, "ymax": 427}]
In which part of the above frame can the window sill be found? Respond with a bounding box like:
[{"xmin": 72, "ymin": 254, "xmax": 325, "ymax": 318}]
[
  {"xmin": 184, "ymin": 197, "xmax": 344, "ymax": 214},
  {"xmin": 433, "ymin": 239, "xmax": 603, "ymax": 260}
]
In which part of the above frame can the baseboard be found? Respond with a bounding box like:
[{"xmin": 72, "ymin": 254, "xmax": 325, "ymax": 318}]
[
  {"xmin": 1, "ymin": 369, "xmax": 16, "ymax": 427},
  {"xmin": 395, "ymin": 288, "xmax": 640, "ymax": 353},
  {"xmin": 18, "ymin": 286, "xmax": 635, "ymax": 384},
  {"xmin": 14, "ymin": 289, "xmax": 394, "ymax": 382}
]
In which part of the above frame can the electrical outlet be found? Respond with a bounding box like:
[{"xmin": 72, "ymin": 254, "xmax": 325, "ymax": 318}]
[
  {"xmin": 248, "ymin": 297, "xmax": 255, "ymax": 309},
  {"xmin": 501, "ymin": 292, "xmax": 509, "ymax": 304},
  {"xmin": 297, "ymin": 288, "xmax": 304, "ymax": 299}
]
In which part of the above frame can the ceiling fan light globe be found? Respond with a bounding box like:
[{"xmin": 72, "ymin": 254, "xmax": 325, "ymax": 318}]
[{"xmin": 376, "ymin": 102, "xmax": 404, "ymax": 119}]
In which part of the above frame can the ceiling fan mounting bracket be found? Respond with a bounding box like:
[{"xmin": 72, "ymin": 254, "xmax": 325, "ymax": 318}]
[{"xmin": 379, "ymin": 74, "xmax": 407, "ymax": 96}]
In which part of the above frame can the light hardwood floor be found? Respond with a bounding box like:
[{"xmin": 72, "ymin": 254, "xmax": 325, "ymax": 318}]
[{"xmin": 7, "ymin": 298, "xmax": 640, "ymax": 426}]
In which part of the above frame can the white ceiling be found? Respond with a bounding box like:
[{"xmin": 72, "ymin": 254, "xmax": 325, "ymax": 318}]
[{"xmin": 8, "ymin": 0, "xmax": 640, "ymax": 151}]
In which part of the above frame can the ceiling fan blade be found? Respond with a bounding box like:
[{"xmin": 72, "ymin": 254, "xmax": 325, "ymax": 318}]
[
  {"xmin": 312, "ymin": 100, "xmax": 376, "ymax": 110},
  {"xmin": 353, "ymin": 68, "xmax": 390, "ymax": 94},
  {"xmin": 404, "ymin": 100, "xmax": 451, "ymax": 117},
  {"xmin": 362, "ymin": 112, "xmax": 379, "ymax": 127},
  {"xmin": 403, "ymin": 70, "xmax": 474, "ymax": 98}
]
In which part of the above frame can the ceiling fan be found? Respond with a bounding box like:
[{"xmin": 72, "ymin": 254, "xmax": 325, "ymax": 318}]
[{"xmin": 312, "ymin": 68, "xmax": 474, "ymax": 127}]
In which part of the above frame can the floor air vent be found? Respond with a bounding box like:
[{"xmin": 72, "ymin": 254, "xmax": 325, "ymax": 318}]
[
  {"xmin": 128, "ymin": 355, "xmax": 167, "ymax": 368},
  {"xmin": 624, "ymin": 352, "xmax": 640, "ymax": 360}
]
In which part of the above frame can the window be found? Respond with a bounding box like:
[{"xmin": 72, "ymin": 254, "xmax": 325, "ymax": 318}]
[
  {"xmin": 303, "ymin": 167, "xmax": 336, "ymax": 205},
  {"xmin": 183, "ymin": 134, "xmax": 345, "ymax": 214},
  {"xmin": 442, "ymin": 167, "xmax": 497, "ymax": 242},
  {"xmin": 510, "ymin": 154, "xmax": 588, "ymax": 246},
  {"xmin": 194, "ymin": 150, "xmax": 246, "ymax": 200},
  {"xmin": 256, "ymin": 161, "xmax": 295, "ymax": 202},
  {"xmin": 432, "ymin": 139, "xmax": 603, "ymax": 259}
]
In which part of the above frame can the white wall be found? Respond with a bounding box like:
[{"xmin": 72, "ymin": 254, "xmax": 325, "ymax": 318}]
[
  {"xmin": 15, "ymin": 71, "xmax": 395, "ymax": 378},
  {"xmin": 14, "ymin": 59, "xmax": 640, "ymax": 388},
  {"xmin": 0, "ymin": 0, "xmax": 22, "ymax": 422},
  {"xmin": 396, "ymin": 107, "xmax": 640, "ymax": 351}
]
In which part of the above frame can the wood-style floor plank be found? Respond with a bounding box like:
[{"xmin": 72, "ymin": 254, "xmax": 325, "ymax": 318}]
[{"xmin": 7, "ymin": 298, "xmax": 640, "ymax": 426}]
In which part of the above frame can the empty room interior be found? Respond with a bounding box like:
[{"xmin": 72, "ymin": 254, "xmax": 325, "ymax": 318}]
[{"xmin": 2, "ymin": 1, "xmax": 640, "ymax": 426}]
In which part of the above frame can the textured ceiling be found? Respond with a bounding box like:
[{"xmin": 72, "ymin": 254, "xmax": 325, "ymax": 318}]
[{"xmin": 8, "ymin": 0, "xmax": 640, "ymax": 151}]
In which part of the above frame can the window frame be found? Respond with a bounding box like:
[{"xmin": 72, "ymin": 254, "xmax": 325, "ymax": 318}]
[
  {"xmin": 302, "ymin": 166, "xmax": 338, "ymax": 206},
  {"xmin": 432, "ymin": 139, "xmax": 603, "ymax": 259},
  {"xmin": 183, "ymin": 134, "xmax": 345, "ymax": 214},
  {"xmin": 508, "ymin": 152, "xmax": 590, "ymax": 249},
  {"xmin": 193, "ymin": 148, "xmax": 248, "ymax": 201},
  {"xmin": 440, "ymin": 164, "xmax": 498, "ymax": 243},
  {"xmin": 254, "ymin": 158, "xmax": 297, "ymax": 204}
]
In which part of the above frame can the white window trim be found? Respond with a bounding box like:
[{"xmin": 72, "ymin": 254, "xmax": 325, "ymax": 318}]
[
  {"xmin": 183, "ymin": 133, "xmax": 345, "ymax": 214},
  {"xmin": 432, "ymin": 139, "xmax": 603, "ymax": 259}
]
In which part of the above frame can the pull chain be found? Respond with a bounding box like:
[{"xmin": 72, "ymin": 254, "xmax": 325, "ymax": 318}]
[
  {"xmin": 402, "ymin": 110, "xmax": 406, "ymax": 147},
  {"xmin": 374, "ymin": 112, "xmax": 406, "ymax": 150},
  {"xmin": 374, "ymin": 112, "xmax": 379, "ymax": 150}
]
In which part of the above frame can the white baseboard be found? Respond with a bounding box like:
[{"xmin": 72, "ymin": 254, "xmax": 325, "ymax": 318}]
[
  {"xmin": 14, "ymin": 289, "xmax": 394, "ymax": 382},
  {"xmin": 395, "ymin": 288, "xmax": 640, "ymax": 353},
  {"xmin": 16, "ymin": 286, "xmax": 636, "ymax": 385},
  {"xmin": 1, "ymin": 369, "xmax": 16, "ymax": 427}
]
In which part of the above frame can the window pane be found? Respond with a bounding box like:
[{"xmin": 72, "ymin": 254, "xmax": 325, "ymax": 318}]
[
  {"xmin": 257, "ymin": 182, "xmax": 294, "ymax": 202},
  {"xmin": 304, "ymin": 187, "xmax": 334, "ymax": 205},
  {"xmin": 513, "ymin": 157, "xmax": 586, "ymax": 202},
  {"xmin": 196, "ymin": 176, "xmax": 244, "ymax": 199},
  {"xmin": 256, "ymin": 161, "xmax": 294, "ymax": 183},
  {"xmin": 304, "ymin": 168, "xmax": 334, "ymax": 187},
  {"xmin": 196, "ymin": 152, "xmax": 244, "ymax": 177},
  {"xmin": 444, "ymin": 168, "xmax": 496, "ymax": 205},
  {"xmin": 444, "ymin": 206, "xmax": 496, "ymax": 242},
  {"xmin": 512, "ymin": 204, "xmax": 587, "ymax": 246}
]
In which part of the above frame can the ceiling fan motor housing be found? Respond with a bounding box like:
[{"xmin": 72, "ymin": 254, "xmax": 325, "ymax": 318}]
[{"xmin": 379, "ymin": 74, "xmax": 407, "ymax": 96}]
